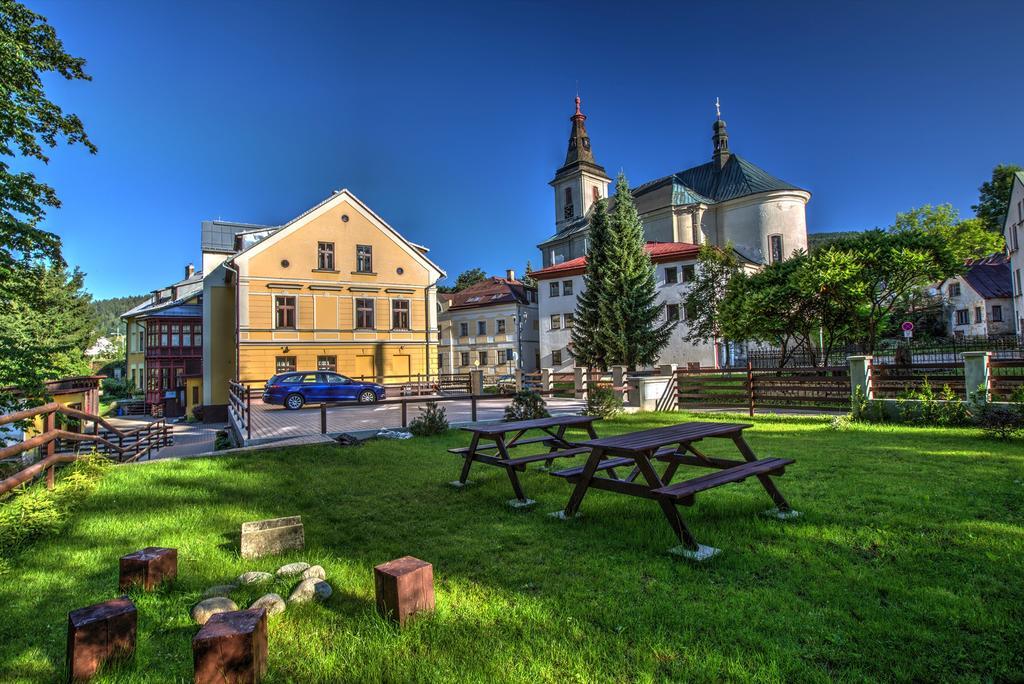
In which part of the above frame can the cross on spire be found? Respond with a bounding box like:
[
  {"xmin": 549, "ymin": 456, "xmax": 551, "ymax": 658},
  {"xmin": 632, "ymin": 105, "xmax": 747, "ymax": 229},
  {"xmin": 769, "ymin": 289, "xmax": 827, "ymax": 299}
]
[{"xmin": 715, "ymin": 97, "xmax": 721, "ymax": 120}]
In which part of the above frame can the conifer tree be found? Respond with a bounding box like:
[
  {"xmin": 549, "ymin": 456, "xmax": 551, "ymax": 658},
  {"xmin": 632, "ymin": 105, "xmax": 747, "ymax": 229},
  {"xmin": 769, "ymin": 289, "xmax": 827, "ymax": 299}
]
[
  {"xmin": 601, "ymin": 173, "xmax": 675, "ymax": 369},
  {"xmin": 570, "ymin": 197, "xmax": 612, "ymax": 369}
]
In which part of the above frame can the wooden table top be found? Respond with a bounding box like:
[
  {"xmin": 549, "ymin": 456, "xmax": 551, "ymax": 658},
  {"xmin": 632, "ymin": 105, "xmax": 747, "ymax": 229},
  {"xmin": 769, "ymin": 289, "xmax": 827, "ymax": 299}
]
[
  {"xmin": 460, "ymin": 415, "xmax": 599, "ymax": 436},
  {"xmin": 575, "ymin": 422, "xmax": 751, "ymax": 452}
]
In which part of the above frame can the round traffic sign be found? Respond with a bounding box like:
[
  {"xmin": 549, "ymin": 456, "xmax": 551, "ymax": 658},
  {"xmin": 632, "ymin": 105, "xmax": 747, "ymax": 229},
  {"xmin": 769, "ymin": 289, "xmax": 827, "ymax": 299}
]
[{"xmin": 901, "ymin": 321, "xmax": 914, "ymax": 332}]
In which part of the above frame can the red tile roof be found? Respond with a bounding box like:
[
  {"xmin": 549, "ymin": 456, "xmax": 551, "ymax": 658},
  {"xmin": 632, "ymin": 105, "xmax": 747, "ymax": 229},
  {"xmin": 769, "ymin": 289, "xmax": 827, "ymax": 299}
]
[
  {"xmin": 531, "ymin": 242, "xmax": 701, "ymax": 280},
  {"xmin": 445, "ymin": 277, "xmax": 535, "ymax": 310}
]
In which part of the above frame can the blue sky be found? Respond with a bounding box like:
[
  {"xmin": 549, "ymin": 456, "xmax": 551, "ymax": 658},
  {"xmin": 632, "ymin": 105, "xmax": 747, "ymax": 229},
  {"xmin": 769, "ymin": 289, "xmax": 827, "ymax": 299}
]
[{"xmin": 29, "ymin": 0, "xmax": 1024, "ymax": 299}]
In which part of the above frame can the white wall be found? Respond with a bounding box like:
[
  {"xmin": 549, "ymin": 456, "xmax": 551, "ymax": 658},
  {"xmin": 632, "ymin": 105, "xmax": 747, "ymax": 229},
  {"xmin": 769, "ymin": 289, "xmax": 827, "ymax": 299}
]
[
  {"xmin": 716, "ymin": 190, "xmax": 809, "ymax": 263},
  {"xmin": 1005, "ymin": 176, "xmax": 1024, "ymax": 334}
]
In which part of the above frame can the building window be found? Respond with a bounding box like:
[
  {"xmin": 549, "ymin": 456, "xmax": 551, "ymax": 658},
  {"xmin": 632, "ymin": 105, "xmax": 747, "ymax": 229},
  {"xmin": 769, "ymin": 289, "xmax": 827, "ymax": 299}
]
[
  {"xmin": 551, "ymin": 314, "xmax": 561, "ymax": 330},
  {"xmin": 768, "ymin": 235, "xmax": 784, "ymax": 264},
  {"xmin": 355, "ymin": 298, "xmax": 375, "ymax": 329},
  {"xmin": 477, "ymin": 320, "xmax": 487, "ymax": 335},
  {"xmin": 564, "ymin": 187, "xmax": 574, "ymax": 219},
  {"xmin": 496, "ymin": 319, "xmax": 506, "ymax": 334},
  {"xmin": 318, "ymin": 242, "xmax": 335, "ymax": 270},
  {"xmin": 549, "ymin": 281, "xmax": 559, "ymax": 297},
  {"xmin": 478, "ymin": 350, "xmax": 488, "ymax": 366},
  {"xmin": 459, "ymin": 322, "xmax": 468, "ymax": 337},
  {"xmin": 460, "ymin": 351, "xmax": 470, "ymax": 367},
  {"xmin": 497, "ymin": 349, "xmax": 506, "ymax": 364},
  {"xmin": 562, "ymin": 280, "xmax": 573, "ymax": 295},
  {"xmin": 356, "ymin": 244, "xmax": 373, "ymax": 273},
  {"xmin": 955, "ymin": 309, "xmax": 969, "ymax": 326},
  {"xmin": 975, "ymin": 306, "xmax": 983, "ymax": 324},
  {"xmin": 317, "ymin": 355, "xmax": 337, "ymax": 372},
  {"xmin": 275, "ymin": 356, "xmax": 296, "ymax": 374},
  {"xmin": 192, "ymin": 385, "xmax": 200, "ymax": 406},
  {"xmin": 992, "ymin": 305, "xmax": 1003, "ymax": 322},
  {"xmin": 183, "ymin": 325, "xmax": 192, "ymax": 347},
  {"xmin": 275, "ymin": 296, "xmax": 296, "ymax": 329},
  {"xmin": 138, "ymin": 330, "xmax": 145, "ymax": 352},
  {"xmin": 552, "ymin": 349, "xmax": 563, "ymax": 365},
  {"xmin": 392, "ymin": 300, "xmax": 410, "ymax": 330},
  {"xmin": 171, "ymin": 324, "xmax": 180, "ymax": 347},
  {"xmin": 682, "ymin": 264, "xmax": 696, "ymax": 282},
  {"xmin": 948, "ymin": 282, "xmax": 961, "ymax": 297},
  {"xmin": 194, "ymin": 328, "xmax": 202, "ymax": 347},
  {"xmin": 438, "ymin": 352, "xmax": 445, "ymax": 369},
  {"xmin": 564, "ymin": 312, "xmax": 574, "ymax": 328},
  {"xmin": 665, "ymin": 267, "xmax": 678, "ymax": 284},
  {"xmin": 666, "ymin": 303, "xmax": 680, "ymax": 321},
  {"xmin": 1015, "ymin": 269, "xmax": 1022, "ymax": 296},
  {"xmin": 160, "ymin": 324, "xmax": 169, "ymax": 347}
]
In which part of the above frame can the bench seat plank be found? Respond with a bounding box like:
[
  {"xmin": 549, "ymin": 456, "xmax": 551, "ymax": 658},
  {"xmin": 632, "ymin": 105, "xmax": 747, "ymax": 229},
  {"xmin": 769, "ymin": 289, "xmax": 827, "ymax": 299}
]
[
  {"xmin": 652, "ymin": 458, "xmax": 793, "ymax": 500},
  {"xmin": 550, "ymin": 456, "xmax": 635, "ymax": 479},
  {"xmin": 502, "ymin": 447, "xmax": 590, "ymax": 469}
]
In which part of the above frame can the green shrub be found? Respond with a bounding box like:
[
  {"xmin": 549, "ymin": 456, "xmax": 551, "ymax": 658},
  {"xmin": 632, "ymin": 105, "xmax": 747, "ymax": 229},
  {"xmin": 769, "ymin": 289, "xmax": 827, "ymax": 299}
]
[
  {"xmin": 975, "ymin": 402, "xmax": 1024, "ymax": 440},
  {"xmin": 409, "ymin": 401, "xmax": 449, "ymax": 436},
  {"xmin": 101, "ymin": 376, "xmax": 136, "ymax": 400},
  {"xmin": 583, "ymin": 387, "xmax": 622, "ymax": 419},
  {"xmin": 503, "ymin": 390, "xmax": 549, "ymax": 421},
  {"xmin": 214, "ymin": 430, "xmax": 233, "ymax": 450},
  {"xmin": 0, "ymin": 452, "xmax": 110, "ymax": 558}
]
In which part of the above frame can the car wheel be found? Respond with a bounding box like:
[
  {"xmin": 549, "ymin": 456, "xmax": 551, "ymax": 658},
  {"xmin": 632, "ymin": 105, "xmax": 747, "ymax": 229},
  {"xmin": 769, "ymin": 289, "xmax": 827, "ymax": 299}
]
[
  {"xmin": 358, "ymin": 390, "xmax": 377, "ymax": 404},
  {"xmin": 285, "ymin": 393, "xmax": 305, "ymax": 410}
]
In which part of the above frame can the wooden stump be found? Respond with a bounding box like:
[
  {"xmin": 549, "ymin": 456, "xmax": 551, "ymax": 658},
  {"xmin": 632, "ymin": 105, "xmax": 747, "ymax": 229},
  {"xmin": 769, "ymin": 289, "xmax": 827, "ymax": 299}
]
[
  {"xmin": 373, "ymin": 556, "xmax": 435, "ymax": 626},
  {"xmin": 192, "ymin": 608, "xmax": 267, "ymax": 684},
  {"xmin": 119, "ymin": 547, "xmax": 177, "ymax": 591},
  {"xmin": 66, "ymin": 597, "xmax": 136, "ymax": 682}
]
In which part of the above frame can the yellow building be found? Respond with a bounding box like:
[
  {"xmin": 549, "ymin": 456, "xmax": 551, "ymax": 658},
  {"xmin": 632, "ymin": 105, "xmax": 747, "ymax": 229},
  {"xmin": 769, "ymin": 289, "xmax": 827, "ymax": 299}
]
[{"xmin": 200, "ymin": 189, "xmax": 444, "ymax": 411}]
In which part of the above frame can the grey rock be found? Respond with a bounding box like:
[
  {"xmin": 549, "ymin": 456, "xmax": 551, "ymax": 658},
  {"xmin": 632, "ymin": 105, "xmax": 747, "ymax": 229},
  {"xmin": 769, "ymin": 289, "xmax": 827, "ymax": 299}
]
[
  {"xmin": 202, "ymin": 584, "xmax": 237, "ymax": 599},
  {"xmin": 249, "ymin": 593, "xmax": 286, "ymax": 617},
  {"xmin": 301, "ymin": 564, "xmax": 326, "ymax": 580},
  {"xmin": 288, "ymin": 578, "xmax": 332, "ymax": 604},
  {"xmin": 237, "ymin": 571, "xmax": 274, "ymax": 585},
  {"xmin": 276, "ymin": 562, "xmax": 310, "ymax": 577},
  {"xmin": 191, "ymin": 597, "xmax": 238, "ymax": 624}
]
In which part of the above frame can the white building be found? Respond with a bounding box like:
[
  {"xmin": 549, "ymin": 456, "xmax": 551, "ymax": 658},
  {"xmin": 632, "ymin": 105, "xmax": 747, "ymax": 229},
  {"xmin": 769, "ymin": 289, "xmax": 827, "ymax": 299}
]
[
  {"xmin": 534, "ymin": 97, "xmax": 811, "ymax": 370},
  {"xmin": 1004, "ymin": 170, "xmax": 1024, "ymax": 334},
  {"xmin": 437, "ymin": 272, "xmax": 539, "ymax": 376},
  {"xmin": 939, "ymin": 255, "xmax": 1014, "ymax": 337}
]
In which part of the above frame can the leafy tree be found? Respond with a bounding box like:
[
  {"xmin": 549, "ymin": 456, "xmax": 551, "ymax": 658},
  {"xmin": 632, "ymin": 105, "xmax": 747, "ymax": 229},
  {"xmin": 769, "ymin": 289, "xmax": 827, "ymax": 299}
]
[
  {"xmin": 891, "ymin": 204, "xmax": 1004, "ymax": 263},
  {"xmin": 438, "ymin": 268, "xmax": 488, "ymax": 293},
  {"xmin": 682, "ymin": 242, "xmax": 740, "ymax": 345},
  {"xmin": 570, "ymin": 198, "xmax": 612, "ymax": 369},
  {"xmin": 0, "ymin": 0, "xmax": 97, "ymax": 270},
  {"xmin": 807, "ymin": 230, "xmax": 862, "ymax": 252},
  {"xmin": 0, "ymin": 262, "xmax": 96, "ymax": 409},
  {"xmin": 972, "ymin": 164, "xmax": 1023, "ymax": 232},
  {"xmin": 600, "ymin": 173, "xmax": 675, "ymax": 369}
]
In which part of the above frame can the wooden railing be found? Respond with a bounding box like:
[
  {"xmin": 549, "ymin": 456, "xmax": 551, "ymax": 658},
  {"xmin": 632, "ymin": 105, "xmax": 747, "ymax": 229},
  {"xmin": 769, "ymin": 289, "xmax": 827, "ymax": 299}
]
[
  {"xmin": 676, "ymin": 364, "xmax": 851, "ymax": 416},
  {"xmin": 989, "ymin": 360, "xmax": 1024, "ymax": 401},
  {"xmin": 228, "ymin": 380, "xmax": 252, "ymax": 442},
  {"xmin": 0, "ymin": 403, "xmax": 171, "ymax": 496}
]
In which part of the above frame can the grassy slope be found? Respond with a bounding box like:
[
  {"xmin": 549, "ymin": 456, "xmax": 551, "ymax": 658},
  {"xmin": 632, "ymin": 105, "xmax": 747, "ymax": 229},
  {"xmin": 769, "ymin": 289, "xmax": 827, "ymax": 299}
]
[{"xmin": 1, "ymin": 412, "xmax": 1022, "ymax": 683}]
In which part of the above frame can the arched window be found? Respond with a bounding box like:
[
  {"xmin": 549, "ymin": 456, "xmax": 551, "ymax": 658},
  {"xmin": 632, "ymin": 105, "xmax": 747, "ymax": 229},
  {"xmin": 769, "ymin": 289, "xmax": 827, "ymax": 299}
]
[{"xmin": 564, "ymin": 187, "xmax": 574, "ymax": 219}]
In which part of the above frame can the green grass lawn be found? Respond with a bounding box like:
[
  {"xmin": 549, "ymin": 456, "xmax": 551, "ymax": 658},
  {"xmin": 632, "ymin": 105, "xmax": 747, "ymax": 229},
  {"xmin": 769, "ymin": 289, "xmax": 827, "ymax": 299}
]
[{"xmin": 1, "ymin": 411, "xmax": 1022, "ymax": 682}]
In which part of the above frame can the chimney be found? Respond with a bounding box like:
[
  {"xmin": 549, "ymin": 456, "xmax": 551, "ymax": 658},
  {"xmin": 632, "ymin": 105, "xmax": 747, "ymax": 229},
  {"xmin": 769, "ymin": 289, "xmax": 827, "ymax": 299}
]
[
  {"xmin": 185, "ymin": 263, "xmax": 195, "ymax": 279},
  {"xmin": 506, "ymin": 269, "xmax": 516, "ymax": 281}
]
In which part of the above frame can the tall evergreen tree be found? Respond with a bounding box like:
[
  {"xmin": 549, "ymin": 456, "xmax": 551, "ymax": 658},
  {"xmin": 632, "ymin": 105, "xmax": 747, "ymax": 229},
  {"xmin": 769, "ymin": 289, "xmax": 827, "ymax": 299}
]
[
  {"xmin": 584, "ymin": 173, "xmax": 675, "ymax": 370},
  {"xmin": 570, "ymin": 197, "xmax": 612, "ymax": 369}
]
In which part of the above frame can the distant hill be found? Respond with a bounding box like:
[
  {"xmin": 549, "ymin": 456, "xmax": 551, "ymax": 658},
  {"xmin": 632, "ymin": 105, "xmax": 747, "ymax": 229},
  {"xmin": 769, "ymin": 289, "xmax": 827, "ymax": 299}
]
[
  {"xmin": 90, "ymin": 295, "xmax": 148, "ymax": 336},
  {"xmin": 807, "ymin": 231, "xmax": 862, "ymax": 251}
]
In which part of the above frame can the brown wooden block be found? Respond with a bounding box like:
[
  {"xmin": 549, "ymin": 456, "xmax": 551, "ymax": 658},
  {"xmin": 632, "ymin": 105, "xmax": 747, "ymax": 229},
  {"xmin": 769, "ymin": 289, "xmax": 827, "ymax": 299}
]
[
  {"xmin": 66, "ymin": 597, "xmax": 137, "ymax": 682},
  {"xmin": 119, "ymin": 547, "xmax": 177, "ymax": 591},
  {"xmin": 374, "ymin": 556, "xmax": 435, "ymax": 626},
  {"xmin": 193, "ymin": 608, "xmax": 267, "ymax": 684}
]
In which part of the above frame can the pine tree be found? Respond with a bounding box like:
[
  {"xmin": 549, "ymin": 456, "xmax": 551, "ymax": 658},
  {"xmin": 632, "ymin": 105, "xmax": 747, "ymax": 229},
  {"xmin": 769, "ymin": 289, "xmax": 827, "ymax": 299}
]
[
  {"xmin": 601, "ymin": 173, "xmax": 675, "ymax": 370},
  {"xmin": 570, "ymin": 198, "xmax": 612, "ymax": 369}
]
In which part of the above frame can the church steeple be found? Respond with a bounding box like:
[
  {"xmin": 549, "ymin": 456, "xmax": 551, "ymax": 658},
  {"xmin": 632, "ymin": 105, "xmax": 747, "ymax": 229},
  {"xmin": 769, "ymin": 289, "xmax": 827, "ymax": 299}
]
[
  {"xmin": 564, "ymin": 96, "xmax": 597, "ymax": 166},
  {"xmin": 712, "ymin": 97, "xmax": 731, "ymax": 170},
  {"xmin": 550, "ymin": 95, "xmax": 610, "ymax": 232}
]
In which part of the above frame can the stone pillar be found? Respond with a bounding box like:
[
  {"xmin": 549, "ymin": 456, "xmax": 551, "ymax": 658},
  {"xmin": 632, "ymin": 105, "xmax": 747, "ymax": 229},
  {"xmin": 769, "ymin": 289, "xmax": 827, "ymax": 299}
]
[
  {"xmin": 962, "ymin": 351, "xmax": 990, "ymax": 401},
  {"xmin": 540, "ymin": 368, "xmax": 553, "ymax": 394},
  {"xmin": 469, "ymin": 370, "xmax": 484, "ymax": 396},
  {"xmin": 573, "ymin": 367, "xmax": 588, "ymax": 400},
  {"xmin": 612, "ymin": 366, "xmax": 629, "ymax": 405},
  {"xmin": 374, "ymin": 556, "xmax": 435, "ymax": 627},
  {"xmin": 67, "ymin": 597, "xmax": 137, "ymax": 681},
  {"xmin": 848, "ymin": 355, "xmax": 873, "ymax": 400},
  {"xmin": 513, "ymin": 369, "xmax": 523, "ymax": 392},
  {"xmin": 659, "ymin": 363, "xmax": 677, "ymax": 378}
]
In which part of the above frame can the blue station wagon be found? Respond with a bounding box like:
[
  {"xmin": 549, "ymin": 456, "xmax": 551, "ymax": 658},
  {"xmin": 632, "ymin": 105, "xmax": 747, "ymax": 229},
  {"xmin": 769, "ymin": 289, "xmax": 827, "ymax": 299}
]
[{"xmin": 262, "ymin": 372, "xmax": 386, "ymax": 410}]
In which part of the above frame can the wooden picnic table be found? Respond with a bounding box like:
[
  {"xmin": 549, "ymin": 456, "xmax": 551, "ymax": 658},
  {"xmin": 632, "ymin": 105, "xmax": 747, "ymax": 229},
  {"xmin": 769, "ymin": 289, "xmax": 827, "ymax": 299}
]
[
  {"xmin": 449, "ymin": 415, "xmax": 600, "ymax": 507},
  {"xmin": 550, "ymin": 422, "xmax": 797, "ymax": 559}
]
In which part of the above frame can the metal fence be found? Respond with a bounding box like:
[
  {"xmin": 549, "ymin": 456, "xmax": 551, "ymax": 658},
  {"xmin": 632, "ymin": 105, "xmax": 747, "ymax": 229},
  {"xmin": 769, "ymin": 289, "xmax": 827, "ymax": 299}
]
[{"xmin": 743, "ymin": 336, "xmax": 1024, "ymax": 369}]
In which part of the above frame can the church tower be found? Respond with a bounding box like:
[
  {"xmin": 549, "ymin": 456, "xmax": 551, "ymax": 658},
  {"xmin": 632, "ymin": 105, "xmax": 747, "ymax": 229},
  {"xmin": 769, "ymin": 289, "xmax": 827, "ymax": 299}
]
[{"xmin": 549, "ymin": 96, "xmax": 611, "ymax": 232}]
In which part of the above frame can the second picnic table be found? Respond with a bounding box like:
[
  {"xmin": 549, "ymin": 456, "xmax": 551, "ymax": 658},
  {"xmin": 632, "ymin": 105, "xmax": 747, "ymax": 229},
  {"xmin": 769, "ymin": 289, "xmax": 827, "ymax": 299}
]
[
  {"xmin": 449, "ymin": 415, "xmax": 599, "ymax": 507},
  {"xmin": 550, "ymin": 421, "xmax": 798, "ymax": 559}
]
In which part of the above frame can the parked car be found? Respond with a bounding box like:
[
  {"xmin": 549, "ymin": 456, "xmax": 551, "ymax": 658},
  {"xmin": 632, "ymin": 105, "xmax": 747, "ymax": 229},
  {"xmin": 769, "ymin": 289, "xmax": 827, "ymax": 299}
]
[
  {"xmin": 262, "ymin": 372, "xmax": 386, "ymax": 410},
  {"xmin": 495, "ymin": 374, "xmax": 517, "ymax": 393}
]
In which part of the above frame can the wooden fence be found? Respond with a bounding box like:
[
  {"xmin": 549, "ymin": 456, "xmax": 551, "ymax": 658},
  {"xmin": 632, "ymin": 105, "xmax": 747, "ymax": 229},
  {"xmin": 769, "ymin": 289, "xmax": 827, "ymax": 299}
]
[
  {"xmin": 870, "ymin": 361, "xmax": 966, "ymax": 399},
  {"xmin": 675, "ymin": 364, "xmax": 851, "ymax": 415},
  {"xmin": 990, "ymin": 360, "xmax": 1024, "ymax": 401}
]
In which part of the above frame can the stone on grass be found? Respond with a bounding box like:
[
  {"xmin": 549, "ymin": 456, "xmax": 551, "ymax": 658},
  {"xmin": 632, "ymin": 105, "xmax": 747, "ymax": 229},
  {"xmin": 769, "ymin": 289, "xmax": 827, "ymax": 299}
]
[
  {"xmin": 202, "ymin": 584, "xmax": 238, "ymax": 599},
  {"xmin": 191, "ymin": 597, "xmax": 239, "ymax": 625},
  {"xmin": 301, "ymin": 565, "xmax": 326, "ymax": 580},
  {"xmin": 249, "ymin": 593, "xmax": 286, "ymax": 617},
  {"xmin": 237, "ymin": 571, "xmax": 274, "ymax": 585},
  {"xmin": 276, "ymin": 562, "xmax": 310, "ymax": 577},
  {"xmin": 240, "ymin": 516, "xmax": 304, "ymax": 560},
  {"xmin": 288, "ymin": 578, "xmax": 332, "ymax": 604}
]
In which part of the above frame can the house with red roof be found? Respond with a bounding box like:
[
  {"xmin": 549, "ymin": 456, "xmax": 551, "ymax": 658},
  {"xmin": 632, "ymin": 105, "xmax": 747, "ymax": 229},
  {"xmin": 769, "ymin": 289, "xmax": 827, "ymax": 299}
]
[{"xmin": 939, "ymin": 255, "xmax": 1014, "ymax": 337}]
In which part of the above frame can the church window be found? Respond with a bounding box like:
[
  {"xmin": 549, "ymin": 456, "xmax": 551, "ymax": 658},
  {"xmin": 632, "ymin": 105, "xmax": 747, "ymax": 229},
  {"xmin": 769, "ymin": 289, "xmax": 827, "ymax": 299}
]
[
  {"xmin": 564, "ymin": 187, "xmax": 574, "ymax": 219},
  {"xmin": 768, "ymin": 235, "xmax": 784, "ymax": 264}
]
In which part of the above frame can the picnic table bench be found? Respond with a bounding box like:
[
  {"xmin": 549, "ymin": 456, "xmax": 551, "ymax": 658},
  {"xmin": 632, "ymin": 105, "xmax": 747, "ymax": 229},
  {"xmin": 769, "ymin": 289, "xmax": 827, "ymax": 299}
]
[
  {"xmin": 551, "ymin": 422, "xmax": 798, "ymax": 560},
  {"xmin": 449, "ymin": 415, "xmax": 599, "ymax": 508}
]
